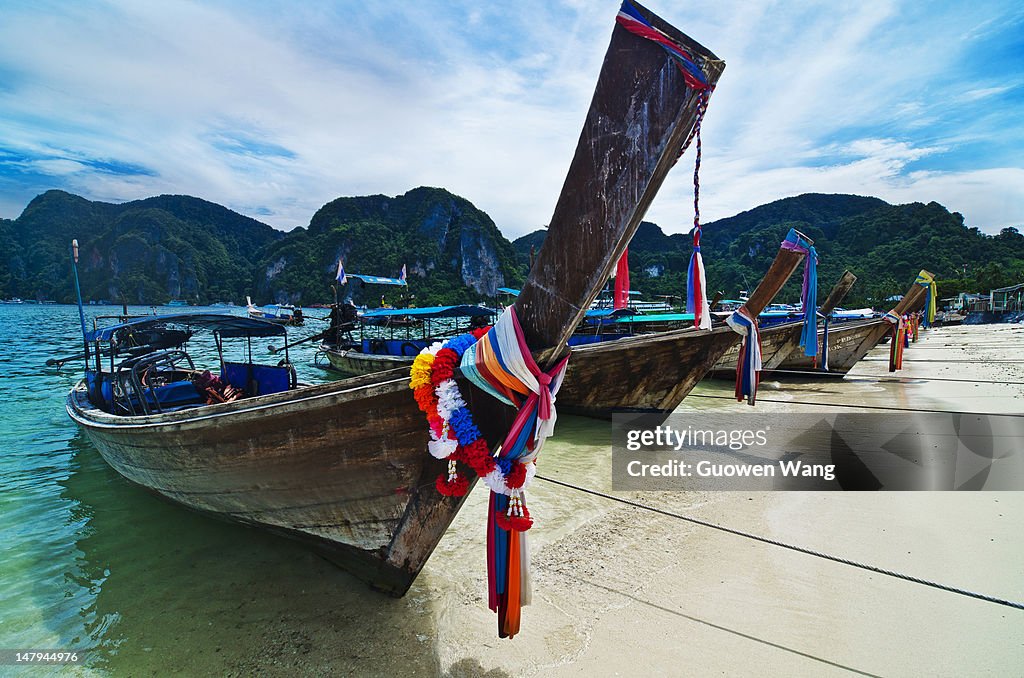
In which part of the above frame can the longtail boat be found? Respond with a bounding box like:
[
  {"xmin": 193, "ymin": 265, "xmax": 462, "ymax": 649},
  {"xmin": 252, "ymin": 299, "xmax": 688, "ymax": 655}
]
[
  {"xmin": 66, "ymin": 1, "xmax": 724, "ymax": 596},
  {"xmin": 323, "ymin": 236, "xmax": 810, "ymax": 418},
  {"xmin": 711, "ymin": 270, "xmax": 858, "ymax": 376},
  {"xmin": 555, "ymin": 228, "xmax": 811, "ymax": 418},
  {"xmin": 319, "ymin": 304, "xmax": 496, "ymax": 376},
  {"xmin": 774, "ymin": 270, "xmax": 932, "ymax": 374},
  {"xmin": 246, "ymin": 296, "xmax": 305, "ymax": 326}
]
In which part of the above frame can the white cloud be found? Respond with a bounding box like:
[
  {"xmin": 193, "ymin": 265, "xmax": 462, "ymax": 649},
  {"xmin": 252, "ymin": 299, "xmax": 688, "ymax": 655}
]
[{"xmin": 0, "ymin": 0, "xmax": 1021, "ymax": 239}]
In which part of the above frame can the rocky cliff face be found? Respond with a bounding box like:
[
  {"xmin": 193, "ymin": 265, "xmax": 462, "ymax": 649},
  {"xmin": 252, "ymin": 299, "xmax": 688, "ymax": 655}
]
[
  {"xmin": 1, "ymin": 190, "xmax": 282, "ymax": 303},
  {"xmin": 258, "ymin": 187, "xmax": 523, "ymax": 305}
]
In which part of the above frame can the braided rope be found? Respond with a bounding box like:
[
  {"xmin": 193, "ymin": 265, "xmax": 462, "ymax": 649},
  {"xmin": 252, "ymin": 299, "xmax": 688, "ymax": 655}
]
[{"xmin": 692, "ymin": 89, "xmax": 706, "ymax": 233}]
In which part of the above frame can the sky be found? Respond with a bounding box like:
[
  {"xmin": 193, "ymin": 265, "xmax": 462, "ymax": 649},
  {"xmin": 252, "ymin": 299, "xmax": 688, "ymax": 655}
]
[{"xmin": 1, "ymin": 0, "xmax": 1022, "ymax": 238}]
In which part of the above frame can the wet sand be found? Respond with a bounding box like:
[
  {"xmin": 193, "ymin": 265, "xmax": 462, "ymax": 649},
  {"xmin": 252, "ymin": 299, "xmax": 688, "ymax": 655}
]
[
  {"xmin": 89, "ymin": 324, "xmax": 1023, "ymax": 676},
  {"xmin": 420, "ymin": 324, "xmax": 1024, "ymax": 677}
]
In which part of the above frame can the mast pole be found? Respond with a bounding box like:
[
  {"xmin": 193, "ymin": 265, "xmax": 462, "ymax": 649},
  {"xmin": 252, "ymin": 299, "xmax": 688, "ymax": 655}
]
[{"xmin": 71, "ymin": 239, "xmax": 90, "ymax": 366}]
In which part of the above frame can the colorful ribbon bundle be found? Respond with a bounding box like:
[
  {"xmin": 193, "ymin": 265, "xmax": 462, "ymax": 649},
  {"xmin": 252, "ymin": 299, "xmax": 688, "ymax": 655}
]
[
  {"xmin": 614, "ymin": 248, "xmax": 630, "ymax": 310},
  {"xmin": 687, "ymin": 224, "xmax": 711, "ymax": 330},
  {"xmin": 462, "ymin": 307, "xmax": 569, "ymax": 639},
  {"xmin": 410, "ymin": 307, "xmax": 568, "ymax": 639},
  {"xmin": 615, "ymin": 1, "xmax": 710, "ymax": 90},
  {"xmin": 780, "ymin": 230, "xmax": 818, "ymax": 358},
  {"xmin": 726, "ymin": 307, "xmax": 761, "ymax": 404},
  {"xmin": 916, "ymin": 272, "xmax": 937, "ymax": 327},
  {"xmin": 883, "ymin": 310, "xmax": 905, "ymax": 371}
]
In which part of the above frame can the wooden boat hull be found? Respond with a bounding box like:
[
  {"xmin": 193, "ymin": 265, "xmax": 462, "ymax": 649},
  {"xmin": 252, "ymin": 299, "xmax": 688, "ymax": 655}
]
[
  {"xmin": 65, "ymin": 1, "xmax": 726, "ymax": 596},
  {"xmin": 322, "ymin": 346, "xmax": 412, "ymax": 376},
  {"xmin": 67, "ymin": 370, "xmax": 509, "ymax": 596},
  {"xmin": 710, "ymin": 317, "xmax": 884, "ymax": 377},
  {"xmin": 324, "ymin": 328, "xmax": 742, "ymax": 419},
  {"xmin": 773, "ymin": 318, "xmax": 888, "ymax": 374},
  {"xmin": 770, "ymin": 271, "xmax": 932, "ymax": 375},
  {"xmin": 710, "ymin": 320, "xmax": 805, "ymax": 376},
  {"xmin": 557, "ymin": 325, "xmax": 732, "ymax": 418}
]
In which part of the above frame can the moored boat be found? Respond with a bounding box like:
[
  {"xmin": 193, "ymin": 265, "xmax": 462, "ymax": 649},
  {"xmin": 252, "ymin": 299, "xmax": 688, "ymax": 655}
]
[
  {"xmin": 772, "ymin": 270, "xmax": 933, "ymax": 374},
  {"xmin": 246, "ymin": 296, "xmax": 304, "ymax": 325},
  {"xmin": 65, "ymin": 0, "xmax": 725, "ymax": 596},
  {"xmin": 711, "ymin": 270, "xmax": 859, "ymax": 376},
  {"xmin": 555, "ymin": 228, "xmax": 811, "ymax": 418},
  {"xmin": 320, "ymin": 304, "xmax": 496, "ymax": 376}
]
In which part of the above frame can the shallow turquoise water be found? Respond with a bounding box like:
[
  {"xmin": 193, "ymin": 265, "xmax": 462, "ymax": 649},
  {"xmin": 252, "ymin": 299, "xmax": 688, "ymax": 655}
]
[{"xmin": 0, "ymin": 304, "xmax": 351, "ymax": 673}]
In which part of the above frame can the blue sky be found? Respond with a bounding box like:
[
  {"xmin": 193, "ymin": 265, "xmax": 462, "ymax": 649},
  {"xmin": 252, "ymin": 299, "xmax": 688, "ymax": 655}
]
[{"xmin": 1, "ymin": 0, "xmax": 1022, "ymax": 237}]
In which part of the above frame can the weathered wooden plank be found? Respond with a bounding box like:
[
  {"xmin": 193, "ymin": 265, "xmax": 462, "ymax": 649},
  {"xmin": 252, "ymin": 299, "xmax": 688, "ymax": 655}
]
[
  {"xmin": 516, "ymin": 1, "xmax": 725, "ymax": 363},
  {"xmin": 820, "ymin": 270, "xmax": 858, "ymax": 315}
]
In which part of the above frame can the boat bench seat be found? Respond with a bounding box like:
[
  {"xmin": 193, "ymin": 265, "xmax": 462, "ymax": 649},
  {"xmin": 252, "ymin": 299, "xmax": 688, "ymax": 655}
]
[
  {"xmin": 222, "ymin": 362, "xmax": 291, "ymax": 396},
  {"xmin": 125, "ymin": 380, "xmax": 206, "ymax": 412}
]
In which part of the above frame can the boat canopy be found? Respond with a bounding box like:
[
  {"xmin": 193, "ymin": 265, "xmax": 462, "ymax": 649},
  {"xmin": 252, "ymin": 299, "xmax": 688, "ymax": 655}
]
[
  {"xmin": 607, "ymin": 312, "xmax": 695, "ymax": 323},
  {"xmin": 585, "ymin": 308, "xmax": 637, "ymax": 319},
  {"xmin": 584, "ymin": 309, "xmax": 696, "ymax": 323},
  {"xmin": 360, "ymin": 305, "xmax": 496, "ymax": 321},
  {"xmin": 832, "ymin": 308, "xmax": 876, "ymax": 319},
  {"xmin": 496, "ymin": 288, "xmax": 521, "ymax": 296},
  {"xmin": 86, "ymin": 313, "xmax": 287, "ymax": 342},
  {"xmin": 346, "ymin": 274, "xmax": 408, "ymax": 286}
]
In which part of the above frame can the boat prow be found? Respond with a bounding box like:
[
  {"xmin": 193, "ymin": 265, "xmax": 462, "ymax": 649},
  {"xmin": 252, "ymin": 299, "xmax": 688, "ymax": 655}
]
[
  {"xmin": 66, "ymin": 367, "xmax": 514, "ymax": 595},
  {"xmin": 65, "ymin": 0, "xmax": 726, "ymax": 594}
]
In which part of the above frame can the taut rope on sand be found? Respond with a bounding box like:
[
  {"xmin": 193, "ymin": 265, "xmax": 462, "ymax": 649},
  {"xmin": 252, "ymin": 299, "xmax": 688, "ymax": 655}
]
[{"xmin": 536, "ymin": 475, "xmax": 1024, "ymax": 612}]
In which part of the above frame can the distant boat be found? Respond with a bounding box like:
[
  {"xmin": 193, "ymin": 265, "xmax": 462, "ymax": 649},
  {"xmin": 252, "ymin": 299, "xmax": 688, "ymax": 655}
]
[
  {"xmin": 1, "ymin": 298, "xmax": 24, "ymax": 304},
  {"xmin": 166, "ymin": 300, "xmax": 190, "ymax": 307},
  {"xmin": 246, "ymin": 296, "xmax": 304, "ymax": 326},
  {"xmin": 320, "ymin": 304, "xmax": 496, "ymax": 376}
]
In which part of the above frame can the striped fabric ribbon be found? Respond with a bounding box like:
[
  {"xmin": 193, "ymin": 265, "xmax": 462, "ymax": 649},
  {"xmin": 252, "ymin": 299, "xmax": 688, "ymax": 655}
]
[
  {"xmin": 883, "ymin": 310, "xmax": 905, "ymax": 371},
  {"xmin": 461, "ymin": 306, "xmax": 569, "ymax": 638},
  {"xmin": 780, "ymin": 230, "xmax": 818, "ymax": 358},
  {"xmin": 916, "ymin": 271, "xmax": 937, "ymax": 327},
  {"xmin": 687, "ymin": 230, "xmax": 712, "ymax": 330},
  {"xmin": 615, "ymin": 1, "xmax": 710, "ymax": 90},
  {"xmin": 726, "ymin": 306, "xmax": 762, "ymax": 405},
  {"xmin": 819, "ymin": 314, "xmax": 831, "ymax": 371}
]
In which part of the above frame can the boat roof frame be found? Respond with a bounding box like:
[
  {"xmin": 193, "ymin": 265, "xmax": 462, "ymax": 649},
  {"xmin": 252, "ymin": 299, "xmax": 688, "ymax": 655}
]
[{"xmin": 86, "ymin": 313, "xmax": 287, "ymax": 343}]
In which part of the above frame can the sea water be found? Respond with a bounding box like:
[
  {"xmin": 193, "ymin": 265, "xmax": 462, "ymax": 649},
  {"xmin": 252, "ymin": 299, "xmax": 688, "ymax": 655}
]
[
  {"xmin": 0, "ymin": 304, "xmax": 385, "ymax": 674},
  {"xmin": 5, "ymin": 305, "xmax": 1019, "ymax": 674},
  {"xmin": 0, "ymin": 304, "xmax": 618, "ymax": 675}
]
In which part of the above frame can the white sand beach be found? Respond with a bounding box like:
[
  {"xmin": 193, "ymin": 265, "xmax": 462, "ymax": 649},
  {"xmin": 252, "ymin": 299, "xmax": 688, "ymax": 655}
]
[
  {"xmin": 85, "ymin": 324, "xmax": 1022, "ymax": 677},
  {"xmin": 419, "ymin": 324, "xmax": 1024, "ymax": 677}
]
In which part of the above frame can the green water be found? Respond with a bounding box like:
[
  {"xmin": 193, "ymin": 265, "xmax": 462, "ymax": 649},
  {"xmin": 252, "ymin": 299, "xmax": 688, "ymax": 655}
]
[
  {"xmin": 0, "ymin": 304, "xmax": 405, "ymax": 674},
  {"xmin": 0, "ymin": 304, "xmax": 617, "ymax": 675},
  {"xmin": 4, "ymin": 306, "xmax": 1021, "ymax": 674}
]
